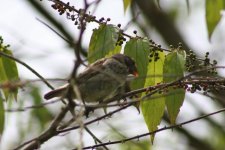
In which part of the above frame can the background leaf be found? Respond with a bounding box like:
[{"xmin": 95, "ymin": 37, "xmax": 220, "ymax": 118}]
[
  {"xmin": 2, "ymin": 49, "xmax": 19, "ymax": 82},
  {"xmin": 30, "ymin": 86, "xmax": 53, "ymax": 130},
  {"xmin": 0, "ymin": 95, "xmax": 5, "ymax": 135},
  {"xmin": 124, "ymin": 38, "xmax": 149, "ymax": 90},
  {"xmin": 163, "ymin": 51, "xmax": 185, "ymax": 124},
  {"xmin": 0, "ymin": 55, "xmax": 9, "ymax": 100},
  {"xmin": 119, "ymin": 140, "xmax": 150, "ymax": 150},
  {"xmin": 141, "ymin": 51, "xmax": 165, "ymax": 143},
  {"xmin": 123, "ymin": 0, "xmax": 132, "ymax": 13},
  {"xmin": 206, "ymin": 0, "xmax": 224, "ymax": 40},
  {"xmin": 1, "ymin": 49, "xmax": 19, "ymax": 100},
  {"xmin": 88, "ymin": 24, "xmax": 119, "ymax": 63}
]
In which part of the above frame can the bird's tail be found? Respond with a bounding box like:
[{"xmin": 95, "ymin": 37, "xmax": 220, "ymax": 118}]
[{"xmin": 44, "ymin": 84, "xmax": 68, "ymax": 100}]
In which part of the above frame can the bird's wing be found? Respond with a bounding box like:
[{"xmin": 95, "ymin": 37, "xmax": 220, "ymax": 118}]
[{"xmin": 77, "ymin": 58, "xmax": 107, "ymax": 83}]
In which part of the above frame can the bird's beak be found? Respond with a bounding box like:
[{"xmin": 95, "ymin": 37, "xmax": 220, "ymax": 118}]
[{"xmin": 133, "ymin": 71, "xmax": 139, "ymax": 77}]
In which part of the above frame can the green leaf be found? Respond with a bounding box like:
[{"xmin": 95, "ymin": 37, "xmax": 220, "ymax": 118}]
[
  {"xmin": 88, "ymin": 24, "xmax": 120, "ymax": 63},
  {"xmin": 119, "ymin": 140, "xmax": 150, "ymax": 150},
  {"xmin": 123, "ymin": 0, "xmax": 131, "ymax": 13},
  {"xmin": 124, "ymin": 38, "xmax": 149, "ymax": 90},
  {"xmin": 2, "ymin": 49, "xmax": 19, "ymax": 82},
  {"xmin": 31, "ymin": 86, "xmax": 53, "ymax": 130},
  {"xmin": 206, "ymin": 0, "xmax": 224, "ymax": 40},
  {"xmin": 2, "ymin": 49, "xmax": 19, "ymax": 100},
  {"xmin": 141, "ymin": 51, "xmax": 165, "ymax": 143},
  {"xmin": 0, "ymin": 95, "xmax": 5, "ymax": 135},
  {"xmin": 163, "ymin": 51, "xmax": 186, "ymax": 124},
  {"xmin": 106, "ymin": 45, "xmax": 122, "ymax": 57},
  {"xmin": 0, "ymin": 55, "xmax": 9, "ymax": 100}
]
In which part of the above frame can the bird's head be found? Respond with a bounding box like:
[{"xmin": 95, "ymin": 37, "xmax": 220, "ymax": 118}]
[{"xmin": 112, "ymin": 54, "xmax": 138, "ymax": 77}]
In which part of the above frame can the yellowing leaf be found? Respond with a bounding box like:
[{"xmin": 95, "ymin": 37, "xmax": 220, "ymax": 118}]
[
  {"xmin": 124, "ymin": 38, "xmax": 149, "ymax": 90},
  {"xmin": 141, "ymin": 51, "xmax": 165, "ymax": 143},
  {"xmin": 88, "ymin": 24, "xmax": 120, "ymax": 63},
  {"xmin": 163, "ymin": 51, "xmax": 186, "ymax": 124},
  {"xmin": 123, "ymin": 0, "xmax": 132, "ymax": 13},
  {"xmin": 106, "ymin": 45, "xmax": 122, "ymax": 57},
  {"xmin": 206, "ymin": 0, "xmax": 224, "ymax": 40}
]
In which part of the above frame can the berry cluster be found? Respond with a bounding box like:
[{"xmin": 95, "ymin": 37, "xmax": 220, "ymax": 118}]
[
  {"xmin": 185, "ymin": 50, "xmax": 197, "ymax": 71},
  {"xmin": 116, "ymin": 33, "xmax": 126, "ymax": 46},
  {"xmin": 0, "ymin": 36, "xmax": 10, "ymax": 51},
  {"xmin": 185, "ymin": 50, "xmax": 217, "ymax": 74},
  {"xmin": 98, "ymin": 17, "xmax": 111, "ymax": 23},
  {"xmin": 51, "ymin": 2, "xmax": 96, "ymax": 30},
  {"xmin": 185, "ymin": 77, "xmax": 225, "ymax": 95},
  {"xmin": 148, "ymin": 40, "xmax": 164, "ymax": 62},
  {"xmin": 148, "ymin": 50, "xmax": 160, "ymax": 62},
  {"xmin": 186, "ymin": 82, "xmax": 206, "ymax": 94},
  {"xmin": 204, "ymin": 52, "xmax": 217, "ymax": 74},
  {"xmin": 48, "ymin": 0, "xmax": 219, "ymax": 77},
  {"xmin": 115, "ymin": 25, "xmax": 127, "ymax": 46}
]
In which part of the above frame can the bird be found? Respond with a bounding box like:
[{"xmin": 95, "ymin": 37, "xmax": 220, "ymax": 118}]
[{"xmin": 44, "ymin": 54, "xmax": 138, "ymax": 103}]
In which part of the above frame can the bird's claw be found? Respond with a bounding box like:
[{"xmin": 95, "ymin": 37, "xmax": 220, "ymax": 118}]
[{"xmin": 84, "ymin": 106, "xmax": 95, "ymax": 118}]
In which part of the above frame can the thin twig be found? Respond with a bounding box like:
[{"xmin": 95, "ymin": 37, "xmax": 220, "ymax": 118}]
[
  {"xmin": 143, "ymin": 66, "xmax": 225, "ymax": 100},
  {"xmin": 58, "ymin": 104, "xmax": 132, "ymax": 133},
  {"xmin": 14, "ymin": 105, "xmax": 70, "ymax": 150},
  {"xmin": 36, "ymin": 18, "xmax": 71, "ymax": 44},
  {"xmin": 55, "ymin": 66, "xmax": 225, "ymax": 135},
  {"xmin": 48, "ymin": 0, "xmax": 171, "ymax": 52},
  {"xmin": 84, "ymin": 127, "xmax": 109, "ymax": 150},
  {"xmin": 0, "ymin": 51, "xmax": 54, "ymax": 90},
  {"xmin": 5, "ymin": 99, "xmax": 60, "ymax": 112},
  {"xmin": 81, "ymin": 107, "xmax": 225, "ymax": 149}
]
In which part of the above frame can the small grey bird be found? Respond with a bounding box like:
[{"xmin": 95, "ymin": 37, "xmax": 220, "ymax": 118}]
[{"xmin": 44, "ymin": 54, "xmax": 138, "ymax": 103}]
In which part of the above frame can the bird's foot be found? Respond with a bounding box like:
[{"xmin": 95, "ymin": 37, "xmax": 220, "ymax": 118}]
[{"xmin": 84, "ymin": 106, "xmax": 95, "ymax": 118}]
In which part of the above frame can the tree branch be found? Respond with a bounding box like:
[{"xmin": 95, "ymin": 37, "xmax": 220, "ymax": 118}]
[
  {"xmin": 5, "ymin": 99, "xmax": 60, "ymax": 112},
  {"xmin": 14, "ymin": 105, "xmax": 70, "ymax": 150},
  {"xmin": 81, "ymin": 107, "xmax": 225, "ymax": 149}
]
